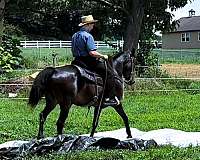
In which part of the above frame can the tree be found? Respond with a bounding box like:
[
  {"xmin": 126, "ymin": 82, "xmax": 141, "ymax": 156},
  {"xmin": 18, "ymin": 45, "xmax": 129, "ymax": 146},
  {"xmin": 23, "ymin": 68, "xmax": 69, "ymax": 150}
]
[
  {"xmin": 4, "ymin": 0, "xmax": 193, "ymax": 53},
  {"xmin": 90, "ymin": 0, "xmax": 192, "ymax": 56},
  {"xmin": 0, "ymin": 0, "xmax": 9, "ymax": 44},
  {"xmin": 5, "ymin": 0, "xmax": 89, "ymax": 40}
]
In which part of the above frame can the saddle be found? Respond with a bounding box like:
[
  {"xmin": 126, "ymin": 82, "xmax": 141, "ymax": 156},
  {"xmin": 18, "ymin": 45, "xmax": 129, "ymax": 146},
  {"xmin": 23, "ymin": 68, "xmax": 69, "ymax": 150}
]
[
  {"xmin": 73, "ymin": 64, "xmax": 104, "ymax": 106},
  {"xmin": 73, "ymin": 65, "xmax": 103, "ymax": 86}
]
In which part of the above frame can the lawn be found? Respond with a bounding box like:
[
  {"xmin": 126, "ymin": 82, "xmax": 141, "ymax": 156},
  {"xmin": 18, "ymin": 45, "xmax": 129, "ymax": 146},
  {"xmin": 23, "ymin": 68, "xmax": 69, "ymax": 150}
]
[
  {"xmin": 154, "ymin": 49, "xmax": 200, "ymax": 64},
  {"xmin": 21, "ymin": 48, "xmax": 116, "ymax": 68},
  {"xmin": 20, "ymin": 48, "xmax": 200, "ymax": 69},
  {"xmin": 1, "ymin": 92, "xmax": 200, "ymax": 159}
]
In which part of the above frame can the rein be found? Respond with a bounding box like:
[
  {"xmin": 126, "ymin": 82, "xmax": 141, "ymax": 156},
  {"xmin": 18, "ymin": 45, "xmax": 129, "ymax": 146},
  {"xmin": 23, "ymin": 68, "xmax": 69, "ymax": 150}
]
[{"xmin": 93, "ymin": 60, "xmax": 108, "ymax": 127}]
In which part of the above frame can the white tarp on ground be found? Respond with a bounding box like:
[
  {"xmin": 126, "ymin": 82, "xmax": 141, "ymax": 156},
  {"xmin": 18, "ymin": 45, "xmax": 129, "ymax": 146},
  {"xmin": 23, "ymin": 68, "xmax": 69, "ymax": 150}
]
[
  {"xmin": 1, "ymin": 128, "xmax": 200, "ymax": 159},
  {"xmin": 84, "ymin": 128, "xmax": 200, "ymax": 147}
]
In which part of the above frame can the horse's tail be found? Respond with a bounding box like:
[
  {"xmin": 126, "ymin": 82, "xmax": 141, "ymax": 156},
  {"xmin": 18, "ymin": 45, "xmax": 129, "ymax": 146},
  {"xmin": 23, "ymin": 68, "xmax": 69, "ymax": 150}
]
[{"xmin": 28, "ymin": 67, "xmax": 55, "ymax": 108}]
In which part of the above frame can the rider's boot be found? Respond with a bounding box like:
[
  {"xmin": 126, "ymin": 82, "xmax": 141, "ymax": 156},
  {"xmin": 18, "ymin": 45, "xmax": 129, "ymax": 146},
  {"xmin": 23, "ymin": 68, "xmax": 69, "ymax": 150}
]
[{"xmin": 103, "ymin": 96, "xmax": 120, "ymax": 106}]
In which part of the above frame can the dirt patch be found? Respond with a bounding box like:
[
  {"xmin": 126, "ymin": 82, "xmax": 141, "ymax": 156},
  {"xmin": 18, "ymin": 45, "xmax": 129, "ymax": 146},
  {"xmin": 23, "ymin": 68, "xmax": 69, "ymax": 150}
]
[
  {"xmin": 0, "ymin": 76, "xmax": 31, "ymax": 94},
  {"xmin": 161, "ymin": 64, "xmax": 200, "ymax": 78}
]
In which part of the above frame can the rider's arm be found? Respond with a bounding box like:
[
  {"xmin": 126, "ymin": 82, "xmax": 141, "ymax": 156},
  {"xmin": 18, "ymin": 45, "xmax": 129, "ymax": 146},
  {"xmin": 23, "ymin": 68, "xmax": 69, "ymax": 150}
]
[
  {"xmin": 89, "ymin": 50, "xmax": 108, "ymax": 59},
  {"xmin": 85, "ymin": 34, "xmax": 108, "ymax": 60}
]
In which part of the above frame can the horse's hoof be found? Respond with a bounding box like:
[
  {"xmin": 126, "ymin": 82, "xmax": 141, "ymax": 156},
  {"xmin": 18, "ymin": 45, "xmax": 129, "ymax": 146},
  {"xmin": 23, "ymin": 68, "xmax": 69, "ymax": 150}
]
[
  {"xmin": 90, "ymin": 134, "xmax": 94, "ymax": 137},
  {"xmin": 37, "ymin": 135, "xmax": 45, "ymax": 140},
  {"xmin": 127, "ymin": 135, "xmax": 132, "ymax": 138},
  {"xmin": 57, "ymin": 134, "xmax": 63, "ymax": 137}
]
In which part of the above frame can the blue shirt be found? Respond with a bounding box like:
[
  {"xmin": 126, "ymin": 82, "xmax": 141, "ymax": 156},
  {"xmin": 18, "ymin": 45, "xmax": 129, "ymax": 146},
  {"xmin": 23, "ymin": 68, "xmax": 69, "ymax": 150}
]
[{"xmin": 71, "ymin": 28, "xmax": 97, "ymax": 57}]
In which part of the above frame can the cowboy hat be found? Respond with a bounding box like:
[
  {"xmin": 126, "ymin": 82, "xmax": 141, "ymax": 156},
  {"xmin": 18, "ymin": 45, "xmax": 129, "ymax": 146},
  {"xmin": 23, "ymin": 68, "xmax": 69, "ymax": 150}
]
[{"xmin": 78, "ymin": 15, "xmax": 98, "ymax": 27}]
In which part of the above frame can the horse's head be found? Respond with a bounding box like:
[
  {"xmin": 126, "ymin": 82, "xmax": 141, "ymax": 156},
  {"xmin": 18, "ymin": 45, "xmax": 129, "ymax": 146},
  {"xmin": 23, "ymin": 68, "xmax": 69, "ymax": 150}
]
[
  {"xmin": 122, "ymin": 50, "xmax": 135, "ymax": 85},
  {"xmin": 113, "ymin": 50, "xmax": 135, "ymax": 85}
]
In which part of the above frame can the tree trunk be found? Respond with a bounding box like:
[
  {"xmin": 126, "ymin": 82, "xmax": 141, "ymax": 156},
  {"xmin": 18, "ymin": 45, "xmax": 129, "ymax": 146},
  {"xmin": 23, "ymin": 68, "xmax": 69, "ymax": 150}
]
[
  {"xmin": 123, "ymin": 0, "xmax": 144, "ymax": 57},
  {"xmin": 0, "ymin": 0, "xmax": 7, "ymax": 45},
  {"xmin": 0, "ymin": 17, "xmax": 3, "ymax": 45}
]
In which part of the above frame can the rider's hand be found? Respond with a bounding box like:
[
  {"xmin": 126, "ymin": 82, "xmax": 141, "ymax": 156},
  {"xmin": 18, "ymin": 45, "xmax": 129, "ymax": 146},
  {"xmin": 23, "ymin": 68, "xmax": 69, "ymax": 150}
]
[{"xmin": 102, "ymin": 55, "xmax": 108, "ymax": 60}]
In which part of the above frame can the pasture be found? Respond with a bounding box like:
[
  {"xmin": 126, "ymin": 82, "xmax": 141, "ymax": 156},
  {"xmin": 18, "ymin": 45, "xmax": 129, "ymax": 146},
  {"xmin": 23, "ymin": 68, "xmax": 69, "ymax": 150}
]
[
  {"xmin": 1, "ymin": 92, "xmax": 200, "ymax": 159},
  {"xmin": 20, "ymin": 48, "xmax": 200, "ymax": 69},
  {"xmin": 21, "ymin": 47, "xmax": 116, "ymax": 68},
  {"xmin": 1, "ymin": 48, "xmax": 200, "ymax": 159},
  {"xmin": 154, "ymin": 49, "xmax": 200, "ymax": 64}
]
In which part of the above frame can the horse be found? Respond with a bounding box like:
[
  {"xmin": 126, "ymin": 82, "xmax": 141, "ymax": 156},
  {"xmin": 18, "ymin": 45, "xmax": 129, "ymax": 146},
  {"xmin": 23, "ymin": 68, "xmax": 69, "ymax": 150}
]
[{"xmin": 28, "ymin": 50, "xmax": 135, "ymax": 139}]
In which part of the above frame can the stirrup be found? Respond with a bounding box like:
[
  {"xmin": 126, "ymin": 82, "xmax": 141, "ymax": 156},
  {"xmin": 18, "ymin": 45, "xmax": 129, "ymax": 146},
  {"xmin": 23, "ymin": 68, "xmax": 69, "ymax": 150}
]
[{"xmin": 115, "ymin": 96, "xmax": 120, "ymax": 105}]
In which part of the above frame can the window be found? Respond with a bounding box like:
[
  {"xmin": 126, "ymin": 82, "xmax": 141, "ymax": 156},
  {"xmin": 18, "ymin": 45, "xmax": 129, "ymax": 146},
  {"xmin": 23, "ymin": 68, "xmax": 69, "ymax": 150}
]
[
  {"xmin": 181, "ymin": 33, "xmax": 190, "ymax": 42},
  {"xmin": 198, "ymin": 32, "xmax": 200, "ymax": 41}
]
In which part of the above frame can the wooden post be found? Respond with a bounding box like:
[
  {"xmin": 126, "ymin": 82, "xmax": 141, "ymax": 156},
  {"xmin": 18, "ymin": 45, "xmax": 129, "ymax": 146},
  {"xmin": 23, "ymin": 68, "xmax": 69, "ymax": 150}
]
[
  {"xmin": 60, "ymin": 40, "xmax": 62, "ymax": 48},
  {"xmin": 96, "ymin": 41, "xmax": 99, "ymax": 48}
]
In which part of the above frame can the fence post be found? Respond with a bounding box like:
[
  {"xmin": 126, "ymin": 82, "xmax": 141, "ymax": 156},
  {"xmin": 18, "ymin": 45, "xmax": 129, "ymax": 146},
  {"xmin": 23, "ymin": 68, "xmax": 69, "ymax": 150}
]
[
  {"xmin": 49, "ymin": 41, "xmax": 50, "ymax": 48},
  {"xmin": 60, "ymin": 40, "xmax": 62, "ymax": 48},
  {"xmin": 36, "ymin": 41, "xmax": 39, "ymax": 48},
  {"xmin": 96, "ymin": 41, "xmax": 99, "ymax": 48},
  {"xmin": 107, "ymin": 41, "xmax": 109, "ymax": 48},
  {"xmin": 120, "ymin": 40, "xmax": 123, "ymax": 48},
  {"xmin": 24, "ymin": 41, "xmax": 26, "ymax": 48}
]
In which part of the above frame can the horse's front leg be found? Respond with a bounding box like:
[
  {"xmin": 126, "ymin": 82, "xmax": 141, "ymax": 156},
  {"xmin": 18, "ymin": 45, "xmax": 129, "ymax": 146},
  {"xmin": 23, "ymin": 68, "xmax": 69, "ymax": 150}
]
[
  {"xmin": 113, "ymin": 103, "xmax": 132, "ymax": 138},
  {"xmin": 90, "ymin": 106, "xmax": 102, "ymax": 137}
]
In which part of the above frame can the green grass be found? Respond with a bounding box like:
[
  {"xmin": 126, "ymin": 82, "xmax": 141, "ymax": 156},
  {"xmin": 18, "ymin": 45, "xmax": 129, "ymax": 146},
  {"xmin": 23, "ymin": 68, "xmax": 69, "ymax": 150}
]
[
  {"xmin": 21, "ymin": 48, "xmax": 116, "ymax": 68},
  {"xmin": 21, "ymin": 48, "xmax": 73, "ymax": 68},
  {"xmin": 20, "ymin": 48, "xmax": 200, "ymax": 68},
  {"xmin": 19, "ymin": 47, "xmax": 200, "ymax": 69},
  {"xmin": 29, "ymin": 147, "xmax": 200, "ymax": 160},
  {"xmin": 0, "ymin": 69, "xmax": 36, "ymax": 82},
  {"xmin": 1, "ymin": 92, "xmax": 200, "ymax": 159},
  {"xmin": 153, "ymin": 49, "xmax": 200, "ymax": 64}
]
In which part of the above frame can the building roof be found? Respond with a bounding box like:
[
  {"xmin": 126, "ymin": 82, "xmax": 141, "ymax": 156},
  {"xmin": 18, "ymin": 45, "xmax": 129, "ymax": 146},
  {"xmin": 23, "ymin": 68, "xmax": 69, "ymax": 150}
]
[{"xmin": 174, "ymin": 16, "xmax": 200, "ymax": 32}]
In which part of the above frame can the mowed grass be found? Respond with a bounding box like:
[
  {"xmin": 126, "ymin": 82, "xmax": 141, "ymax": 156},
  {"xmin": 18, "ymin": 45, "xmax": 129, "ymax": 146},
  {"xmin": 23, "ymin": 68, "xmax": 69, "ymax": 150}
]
[
  {"xmin": 154, "ymin": 49, "xmax": 200, "ymax": 64},
  {"xmin": 21, "ymin": 48, "xmax": 200, "ymax": 67},
  {"xmin": 1, "ymin": 92, "xmax": 200, "ymax": 159},
  {"xmin": 21, "ymin": 48, "xmax": 116, "ymax": 68}
]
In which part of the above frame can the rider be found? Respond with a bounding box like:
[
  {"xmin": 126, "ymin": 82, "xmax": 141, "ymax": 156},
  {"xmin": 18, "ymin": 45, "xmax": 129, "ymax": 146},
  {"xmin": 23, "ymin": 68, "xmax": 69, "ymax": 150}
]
[{"xmin": 71, "ymin": 15, "xmax": 119, "ymax": 106}]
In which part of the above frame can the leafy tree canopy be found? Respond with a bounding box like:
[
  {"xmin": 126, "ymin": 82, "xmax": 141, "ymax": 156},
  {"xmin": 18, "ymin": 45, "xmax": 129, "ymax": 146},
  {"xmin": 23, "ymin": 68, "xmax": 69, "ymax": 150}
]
[{"xmin": 4, "ymin": 0, "xmax": 193, "ymax": 51}]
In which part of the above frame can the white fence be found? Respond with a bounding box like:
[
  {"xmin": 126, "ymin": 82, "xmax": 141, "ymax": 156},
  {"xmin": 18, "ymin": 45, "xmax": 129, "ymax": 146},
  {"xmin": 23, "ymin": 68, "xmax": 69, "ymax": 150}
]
[{"xmin": 20, "ymin": 40, "xmax": 124, "ymax": 49}]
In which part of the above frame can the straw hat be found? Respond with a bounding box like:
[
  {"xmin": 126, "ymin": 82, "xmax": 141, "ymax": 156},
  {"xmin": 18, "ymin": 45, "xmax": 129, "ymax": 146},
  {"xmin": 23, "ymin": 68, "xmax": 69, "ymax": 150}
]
[{"xmin": 78, "ymin": 15, "xmax": 98, "ymax": 27}]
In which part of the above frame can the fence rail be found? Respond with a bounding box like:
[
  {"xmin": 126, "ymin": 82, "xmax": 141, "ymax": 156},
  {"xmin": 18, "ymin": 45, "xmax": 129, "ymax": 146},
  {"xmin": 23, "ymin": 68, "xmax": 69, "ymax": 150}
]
[{"xmin": 20, "ymin": 40, "xmax": 124, "ymax": 49}]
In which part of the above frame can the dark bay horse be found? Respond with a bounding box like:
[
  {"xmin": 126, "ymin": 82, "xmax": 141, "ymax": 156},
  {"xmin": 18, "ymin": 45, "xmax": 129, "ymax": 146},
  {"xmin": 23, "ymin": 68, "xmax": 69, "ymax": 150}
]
[{"xmin": 28, "ymin": 51, "xmax": 134, "ymax": 139}]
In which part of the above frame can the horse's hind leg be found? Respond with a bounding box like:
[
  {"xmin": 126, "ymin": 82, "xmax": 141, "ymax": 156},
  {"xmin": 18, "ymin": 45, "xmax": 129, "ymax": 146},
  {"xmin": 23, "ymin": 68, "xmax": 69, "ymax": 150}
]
[
  {"xmin": 113, "ymin": 103, "xmax": 132, "ymax": 138},
  {"xmin": 37, "ymin": 96, "xmax": 56, "ymax": 139},
  {"xmin": 56, "ymin": 100, "xmax": 71, "ymax": 135},
  {"xmin": 90, "ymin": 106, "xmax": 102, "ymax": 137}
]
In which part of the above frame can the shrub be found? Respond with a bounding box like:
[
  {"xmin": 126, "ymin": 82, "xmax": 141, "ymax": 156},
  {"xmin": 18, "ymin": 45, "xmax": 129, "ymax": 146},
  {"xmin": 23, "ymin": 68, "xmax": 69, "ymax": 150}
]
[{"xmin": 0, "ymin": 35, "xmax": 24, "ymax": 71}]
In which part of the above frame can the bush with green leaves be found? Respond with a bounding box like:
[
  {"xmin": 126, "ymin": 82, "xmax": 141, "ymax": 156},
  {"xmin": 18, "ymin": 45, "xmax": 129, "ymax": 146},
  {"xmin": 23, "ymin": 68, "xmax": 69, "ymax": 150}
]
[
  {"xmin": 0, "ymin": 35, "xmax": 24, "ymax": 71},
  {"xmin": 136, "ymin": 42, "xmax": 160, "ymax": 77}
]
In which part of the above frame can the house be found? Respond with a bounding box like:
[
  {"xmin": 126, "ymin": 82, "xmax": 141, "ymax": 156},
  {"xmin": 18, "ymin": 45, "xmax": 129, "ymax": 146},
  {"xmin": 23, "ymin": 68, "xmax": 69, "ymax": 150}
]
[{"xmin": 162, "ymin": 9, "xmax": 200, "ymax": 49}]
